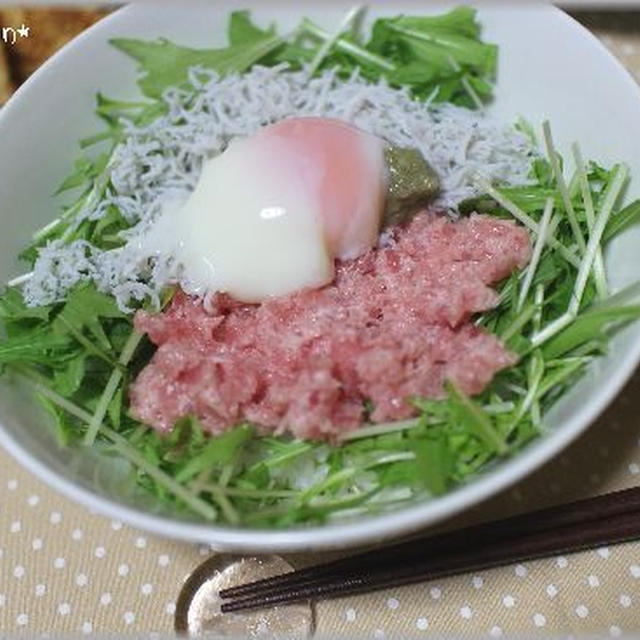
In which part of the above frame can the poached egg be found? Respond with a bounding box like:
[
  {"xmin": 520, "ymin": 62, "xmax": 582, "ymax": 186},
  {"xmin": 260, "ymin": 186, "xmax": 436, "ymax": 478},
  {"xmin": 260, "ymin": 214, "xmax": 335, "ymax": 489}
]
[{"xmin": 143, "ymin": 117, "xmax": 387, "ymax": 302}]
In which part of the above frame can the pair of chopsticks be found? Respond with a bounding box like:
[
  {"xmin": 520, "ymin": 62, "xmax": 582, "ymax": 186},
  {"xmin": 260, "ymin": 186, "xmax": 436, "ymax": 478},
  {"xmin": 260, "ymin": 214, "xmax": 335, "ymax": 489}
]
[{"xmin": 219, "ymin": 486, "xmax": 640, "ymax": 612}]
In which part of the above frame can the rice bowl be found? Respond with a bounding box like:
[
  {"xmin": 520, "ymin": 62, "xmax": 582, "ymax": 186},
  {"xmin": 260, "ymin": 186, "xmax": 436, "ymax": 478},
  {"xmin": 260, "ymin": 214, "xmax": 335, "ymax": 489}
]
[{"xmin": 0, "ymin": 2, "xmax": 640, "ymax": 550}]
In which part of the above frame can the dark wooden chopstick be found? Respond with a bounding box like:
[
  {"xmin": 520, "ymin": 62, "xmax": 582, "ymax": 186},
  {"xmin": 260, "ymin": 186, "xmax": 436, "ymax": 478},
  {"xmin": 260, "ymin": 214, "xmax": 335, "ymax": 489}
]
[
  {"xmin": 220, "ymin": 486, "xmax": 640, "ymax": 612},
  {"xmin": 221, "ymin": 485, "xmax": 640, "ymax": 599},
  {"xmin": 222, "ymin": 508, "xmax": 640, "ymax": 612}
]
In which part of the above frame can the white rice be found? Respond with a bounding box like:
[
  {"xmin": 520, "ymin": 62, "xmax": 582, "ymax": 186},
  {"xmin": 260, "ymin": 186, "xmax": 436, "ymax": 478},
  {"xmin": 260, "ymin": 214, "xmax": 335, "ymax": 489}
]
[{"xmin": 24, "ymin": 65, "xmax": 534, "ymax": 311}]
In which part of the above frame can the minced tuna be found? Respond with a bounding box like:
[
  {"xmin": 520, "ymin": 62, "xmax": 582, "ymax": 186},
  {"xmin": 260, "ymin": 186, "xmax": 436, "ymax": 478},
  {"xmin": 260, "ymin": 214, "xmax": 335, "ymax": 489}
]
[{"xmin": 130, "ymin": 211, "xmax": 531, "ymax": 440}]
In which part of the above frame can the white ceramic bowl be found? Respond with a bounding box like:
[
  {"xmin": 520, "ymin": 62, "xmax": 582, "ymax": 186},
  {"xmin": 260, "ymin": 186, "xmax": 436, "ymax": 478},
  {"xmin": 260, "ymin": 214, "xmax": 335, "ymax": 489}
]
[{"xmin": 1, "ymin": 3, "xmax": 639, "ymax": 552}]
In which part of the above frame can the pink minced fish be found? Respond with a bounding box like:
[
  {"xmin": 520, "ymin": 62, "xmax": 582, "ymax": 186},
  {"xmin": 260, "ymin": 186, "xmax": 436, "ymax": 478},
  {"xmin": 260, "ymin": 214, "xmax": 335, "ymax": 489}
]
[{"xmin": 130, "ymin": 212, "xmax": 531, "ymax": 441}]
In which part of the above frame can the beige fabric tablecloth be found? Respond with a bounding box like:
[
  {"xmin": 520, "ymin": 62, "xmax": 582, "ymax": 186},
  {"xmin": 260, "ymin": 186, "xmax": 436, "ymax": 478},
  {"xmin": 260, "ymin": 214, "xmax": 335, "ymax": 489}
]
[{"xmin": 2, "ymin": 9, "xmax": 640, "ymax": 638}]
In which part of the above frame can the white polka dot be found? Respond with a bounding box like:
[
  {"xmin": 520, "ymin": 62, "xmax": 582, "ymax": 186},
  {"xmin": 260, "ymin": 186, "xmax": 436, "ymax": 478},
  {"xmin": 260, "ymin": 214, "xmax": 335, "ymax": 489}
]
[
  {"xmin": 472, "ymin": 575, "xmax": 484, "ymax": 589},
  {"xmin": 460, "ymin": 605, "xmax": 473, "ymax": 619},
  {"xmin": 503, "ymin": 595, "xmax": 515, "ymax": 608},
  {"xmin": 628, "ymin": 463, "xmax": 639, "ymax": 475},
  {"xmin": 32, "ymin": 538, "xmax": 43, "ymax": 551},
  {"xmin": 597, "ymin": 547, "xmax": 611, "ymax": 559},
  {"xmin": 533, "ymin": 613, "xmax": 546, "ymax": 627},
  {"xmin": 610, "ymin": 625, "xmax": 622, "ymax": 637},
  {"xmin": 110, "ymin": 520, "xmax": 122, "ymax": 530},
  {"xmin": 556, "ymin": 556, "xmax": 568, "ymax": 568},
  {"xmin": 13, "ymin": 565, "xmax": 25, "ymax": 579},
  {"xmin": 54, "ymin": 557, "xmax": 65, "ymax": 570},
  {"xmin": 546, "ymin": 584, "xmax": 558, "ymax": 598},
  {"xmin": 7, "ymin": 479, "xmax": 17, "ymax": 490},
  {"xmin": 416, "ymin": 617, "xmax": 428, "ymax": 630},
  {"xmin": 386, "ymin": 597, "xmax": 399, "ymax": 610},
  {"xmin": 49, "ymin": 511, "xmax": 62, "ymax": 525},
  {"xmin": 16, "ymin": 613, "xmax": 28, "ymax": 626},
  {"xmin": 165, "ymin": 602, "xmax": 176, "ymax": 615},
  {"xmin": 374, "ymin": 629, "xmax": 385, "ymax": 639},
  {"xmin": 10, "ymin": 520, "xmax": 21, "ymax": 533},
  {"xmin": 123, "ymin": 611, "xmax": 135, "ymax": 625},
  {"xmin": 575, "ymin": 604, "xmax": 589, "ymax": 618},
  {"xmin": 588, "ymin": 575, "xmax": 600, "ymax": 588},
  {"xmin": 27, "ymin": 494, "xmax": 40, "ymax": 507},
  {"xmin": 429, "ymin": 587, "xmax": 441, "ymax": 600},
  {"xmin": 35, "ymin": 584, "xmax": 46, "ymax": 597},
  {"xmin": 135, "ymin": 536, "xmax": 147, "ymax": 549},
  {"xmin": 81, "ymin": 622, "xmax": 93, "ymax": 635},
  {"xmin": 620, "ymin": 593, "xmax": 632, "ymax": 608},
  {"xmin": 158, "ymin": 554, "xmax": 170, "ymax": 567},
  {"xmin": 515, "ymin": 564, "xmax": 527, "ymax": 578},
  {"xmin": 117, "ymin": 563, "xmax": 130, "ymax": 577},
  {"xmin": 630, "ymin": 565, "xmax": 640, "ymax": 579},
  {"xmin": 489, "ymin": 626, "xmax": 503, "ymax": 638},
  {"xmin": 141, "ymin": 583, "xmax": 153, "ymax": 596},
  {"xmin": 71, "ymin": 529, "xmax": 83, "ymax": 541},
  {"xmin": 94, "ymin": 546, "xmax": 106, "ymax": 559},
  {"xmin": 76, "ymin": 574, "xmax": 88, "ymax": 587},
  {"xmin": 100, "ymin": 593, "xmax": 112, "ymax": 606},
  {"xmin": 345, "ymin": 607, "xmax": 356, "ymax": 622},
  {"xmin": 58, "ymin": 603, "xmax": 71, "ymax": 616}
]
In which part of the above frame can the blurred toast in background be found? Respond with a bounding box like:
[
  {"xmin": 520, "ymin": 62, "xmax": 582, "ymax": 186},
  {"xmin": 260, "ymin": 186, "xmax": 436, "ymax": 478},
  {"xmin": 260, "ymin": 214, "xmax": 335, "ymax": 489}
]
[
  {"xmin": 0, "ymin": 6, "xmax": 109, "ymax": 103},
  {"xmin": 0, "ymin": 38, "xmax": 12, "ymax": 103}
]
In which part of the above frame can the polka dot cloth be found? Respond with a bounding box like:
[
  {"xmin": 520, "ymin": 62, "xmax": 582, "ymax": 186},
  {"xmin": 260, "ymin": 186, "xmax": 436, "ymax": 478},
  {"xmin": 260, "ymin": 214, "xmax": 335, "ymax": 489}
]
[{"xmin": 2, "ymin": 11, "xmax": 640, "ymax": 638}]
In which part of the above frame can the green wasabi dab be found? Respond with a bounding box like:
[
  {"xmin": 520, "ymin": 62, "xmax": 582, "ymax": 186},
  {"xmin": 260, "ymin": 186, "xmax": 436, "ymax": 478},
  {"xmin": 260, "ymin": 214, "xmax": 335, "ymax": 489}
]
[{"xmin": 383, "ymin": 146, "xmax": 440, "ymax": 226}]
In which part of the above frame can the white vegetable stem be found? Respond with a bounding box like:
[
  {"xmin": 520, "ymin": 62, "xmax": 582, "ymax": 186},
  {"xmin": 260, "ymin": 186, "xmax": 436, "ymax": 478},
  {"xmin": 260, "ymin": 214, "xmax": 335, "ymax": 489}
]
[
  {"xmin": 517, "ymin": 197, "xmax": 555, "ymax": 313},
  {"xmin": 568, "ymin": 163, "xmax": 628, "ymax": 316},
  {"xmin": 531, "ymin": 163, "xmax": 628, "ymax": 348},
  {"xmin": 7, "ymin": 271, "xmax": 33, "ymax": 287},
  {"xmin": 533, "ymin": 284, "xmax": 545, "ymax": 334},
  {"xmin": 475, "ymin": 177, "xmax": 580, "ymax": 268},
  {"xmin": 448, "ymin": 55, "xmax": 483, "ymax": 110},
  {"xmin": 83, "ymin": 330, "xmax": 144, "ymax": 446},
  {"xmin": 302, "ymin": 19, "xmax": 395, "ymax": 72},
  {"xmin": 543, "ymin": 121, "xmax": 586, "ymax": 255},
  {"xmin": 103, "ymin": 426, "xmax": 218, "ymax": 521},
  {"xmin": 307, "ymin": 5, "xmax": 366, "ymax": 77},
  {"xmin": 572, "ymin": 142, "xmax": 608, "ymax": 299},
  {"xmin": 19, "ymin": 375, "xmax": 217, "ymax": 521},
  {"xmin": 510, "ymin": 351, "xmax": 544, "ymax": 429}
]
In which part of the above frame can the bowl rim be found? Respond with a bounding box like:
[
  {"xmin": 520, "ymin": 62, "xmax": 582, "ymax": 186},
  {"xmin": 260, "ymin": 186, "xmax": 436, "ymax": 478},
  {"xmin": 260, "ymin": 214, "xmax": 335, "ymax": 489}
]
[{"xmin": 1, "ymin": 3, "xmax": 640, "ymax": 552}]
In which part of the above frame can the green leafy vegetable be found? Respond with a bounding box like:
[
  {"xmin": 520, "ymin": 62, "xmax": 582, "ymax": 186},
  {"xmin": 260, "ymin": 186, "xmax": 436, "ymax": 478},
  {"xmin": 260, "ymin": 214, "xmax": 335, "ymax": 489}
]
[
  {"xmin": 53, "ymin": 284, "xmax": 125, "ymax": 352},
  {"xmin": 110, "ymin": 32, "xmax": 284, "ymax": 99},
  {"xmin": 109, "ymin": 6, "xmax": 497, "ymax": 109},
  {"xmin": 228, "ymin": 10, "xmax": 276, "ymax": 45}
]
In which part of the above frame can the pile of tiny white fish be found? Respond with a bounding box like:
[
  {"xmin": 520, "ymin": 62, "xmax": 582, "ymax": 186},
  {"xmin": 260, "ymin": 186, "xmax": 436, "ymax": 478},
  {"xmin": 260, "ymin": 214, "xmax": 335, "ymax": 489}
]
[{"xmin": 24, "ymin": 65, "xmax": 534, "ymax": 312}]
